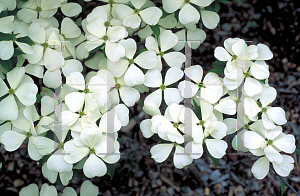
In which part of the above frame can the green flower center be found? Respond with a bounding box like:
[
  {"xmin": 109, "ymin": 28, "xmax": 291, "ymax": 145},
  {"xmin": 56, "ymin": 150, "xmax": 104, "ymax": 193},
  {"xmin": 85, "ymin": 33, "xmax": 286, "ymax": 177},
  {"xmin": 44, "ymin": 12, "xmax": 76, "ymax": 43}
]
[
  {"xmin": 8, "ymin": 88, "xmax": 15, "ymax": 95},
  {"xmin": 12, "ymin": 36, "xmax": 17, "ymax": 42},
  {"xmin": 267, "ymin": 139, "xmax": 273, "ymax": 146},
  {"xmin": 244, "ymin": 72, "xmax": 250, "ymax": 77},
  {"xmin": 128, "ymin": 59, "xmax": 134, "ymax": 64},
  {"xmin": 108, "ymin": 0, "xmax": 114, "ymax": 5},
  {"xmin": 185, "ymin": 0, "xmax": 190, "ymax": 3},
  {"xmin": 39, "ymin": 116, "xmax": 44, "ymax": 120},
  {"xmin": 84, "ymin": 88, "xmax": 89, "ymax": 94},
  {"xmin": 42, "ymin": 42, "xmax": 49, "ymax": 48},
  {"xmin": 199, "ymin": 120, "xmax": 205, "ymax": 125},
  {"xmin": 134, "ymin": 8, "xmax": 139, "ymax": 14},
  {"xmin": 79, "ymin": 111, "xmax": 85, "ymax": 116},
  {"xmin": 25, "ymin": 132, "xmax": 32, "ymax": 138},
  {"xmin": 89, "ymin": 148, "xmax": 95, "ymax": 154},
  {"xmin": 262, "ymin": 107, "xmax": 267, "ymax": 113},
  {"xmin": 36, "ymin": 7, "xmax": 42, "ymax": 13},
  {"xmin": 232, "ymin": 55, "xmax": 237, "ymax": 60},
  {"xmin": 102, "ymin": 35, "xmax": 109, "ymax": 41},
  {"xmin": 115, "ymin": 83, "xmax": 121, "ymax": 89},
  {"xmin": 104, "ymin": 21, "xmax": 110, "ymax": 27},
  {"xmin": 160, "ymin": 84, "xmax": 166, "ymax": 90},
  {"xmin": 173, "ymin": 142, "xmax": 178, "ymax": 146},
  {"xmin": 244, "ymin": 124, "xmax": 249, "ymax": 130},
  {"xmin": 159, "ymin": 51, "xmax": 164, "ymax": 56},
  {"xmin": 173, "ymin": 122, "xmax": 178, "ymax": 128},
  {"xmin": 58, "ymin": 143, "xmax": 64, "ymax": 149}
]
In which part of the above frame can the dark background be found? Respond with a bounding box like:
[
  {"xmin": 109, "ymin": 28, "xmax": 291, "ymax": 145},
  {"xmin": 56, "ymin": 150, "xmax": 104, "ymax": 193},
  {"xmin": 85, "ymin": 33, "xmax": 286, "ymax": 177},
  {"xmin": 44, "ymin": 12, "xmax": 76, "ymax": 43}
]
[{"xmin": 0, "ymin": 0, "xmax": 299, "ymax": 195}]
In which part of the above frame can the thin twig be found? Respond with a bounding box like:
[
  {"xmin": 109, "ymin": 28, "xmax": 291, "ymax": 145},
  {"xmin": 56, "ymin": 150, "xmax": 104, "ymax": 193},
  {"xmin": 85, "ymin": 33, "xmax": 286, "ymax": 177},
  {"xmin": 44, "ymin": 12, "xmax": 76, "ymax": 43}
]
[{"xmin": 270, "ymin": 165, "xmax": 300, "ymax": 196}]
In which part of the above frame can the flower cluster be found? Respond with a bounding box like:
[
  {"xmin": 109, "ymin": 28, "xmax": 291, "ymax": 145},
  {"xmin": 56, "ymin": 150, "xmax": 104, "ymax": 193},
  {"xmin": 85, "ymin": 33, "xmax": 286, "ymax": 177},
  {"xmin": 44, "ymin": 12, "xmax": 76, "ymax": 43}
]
[{"xmin": 0, "ymin": 0, "xmax": 296, "ymax": 194}]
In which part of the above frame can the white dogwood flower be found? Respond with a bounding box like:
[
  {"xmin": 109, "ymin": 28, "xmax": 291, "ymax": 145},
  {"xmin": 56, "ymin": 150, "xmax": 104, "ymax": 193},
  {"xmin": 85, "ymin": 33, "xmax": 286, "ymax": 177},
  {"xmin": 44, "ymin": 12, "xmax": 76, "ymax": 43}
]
[
  {"xmin": 145, "ymin": 30, "xmax": 186, "ymax": 70},
  {"xmin": 64, "ymin": 127, "xmax": 120, "ymax": 178},
  {"xmin": 242, "ymin": 124, "xmax": 295, "ymax": 164},
  {"xmin": 0, "ymin": 67, "xmax": 38, "ymax": 120},
  {"xmin": 144, "ymin": 67, "xmax": 183, "ymax": 106},
  {"xmin": 251, "ymin": 155, "xmax": 294, "ymax": 179},
  {"xmin": 116, "ymin": 38, "xmax": 157, "ymax": 86},
  {"xmin": 162, "ymin": 0, "xmax": 212, "ymax": 24},
  {"xmin": 178, "ymin": 65, "xmax": 223, "ymax": 104},
  {"xmin": 115, "ymin": 0, "xmax": 162, "ymax": 29},
  {"xmin": 150, "ymin": 143, "xmax": 193, "ymax": 169},
  {"xmin": 85, "ymin": 6, "xmax": 128, "ymax": 62},
  {"xmin": 173, "ymin": 23, "xmax": 206, "ymax": 51}
]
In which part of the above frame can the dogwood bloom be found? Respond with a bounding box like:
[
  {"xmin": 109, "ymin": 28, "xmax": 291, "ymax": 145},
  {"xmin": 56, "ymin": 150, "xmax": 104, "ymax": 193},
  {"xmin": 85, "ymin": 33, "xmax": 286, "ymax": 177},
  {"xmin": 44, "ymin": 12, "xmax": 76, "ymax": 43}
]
[
  {"xmin": 116, "ymin": 38, "xmax": 157, "ymax": 86},
  {"xmin": 150, "ymin": 143, "xmax": 193, "ymax": 169},
  {"xmin": 251, "ymin": 155, "xmax": 294, "ymax": 179},
  {"xmin": 112, "ymin": 75, "xmax": 140, "ymax": 106},
  {"xmin": 17, "ymin": 0, "xmax": 62, "ymax": 23},
  {"xmin": 243, "ymin": 90, "xmax": 287, "ymax": 129},
  {"xmin": 178, "ymin": 65, "xmax": 223, "ymax": 104},
  {"xmin": 179, "ymin": 107, "xmax": 228, "ymax": 159},
  {"xmin": 162, "ymin": 0, "xmax": 212, "ymax": 24},
  {"xmin": 85, "ymin": 6, "xmax": 128, "ymax": 62},
  {"xmin": 0, "ymin": 67, "xmax": 38, "ymax": 120},
  {"xmin": 242, "ymin": 124, "xmax": 295, "ymax": 164},
  {"xmin": 33, "ymin": 122, "xmax": 73, "ymax": 184},
  {"xmin": 115, "ymin": 0, "xmax": 162, "ymax": 29},
  {"xmin": 173, "ymin": 23, "xmax": 206, "ymax": 51},
  {"xmin": 0, "ymin": 124, "xmax": 43, "ymax": 161},
  {"xmin": 144, "ymin": 67, "xmax": 184, "ymax": 106},
  {"xmin": 64, "ymin": 127, "xmax": 120, "ymax": 178},
  {"xmin": 145, "ymin": 30, "xmax": 186, "ymax": 70}
]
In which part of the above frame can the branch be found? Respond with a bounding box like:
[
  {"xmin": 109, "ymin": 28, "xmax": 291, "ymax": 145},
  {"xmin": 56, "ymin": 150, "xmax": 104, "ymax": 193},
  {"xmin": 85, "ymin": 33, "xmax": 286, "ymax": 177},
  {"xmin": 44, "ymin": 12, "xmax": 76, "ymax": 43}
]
[{"xmin": 270, "ymin": 165, "xmax": 300, "ymax": 196}]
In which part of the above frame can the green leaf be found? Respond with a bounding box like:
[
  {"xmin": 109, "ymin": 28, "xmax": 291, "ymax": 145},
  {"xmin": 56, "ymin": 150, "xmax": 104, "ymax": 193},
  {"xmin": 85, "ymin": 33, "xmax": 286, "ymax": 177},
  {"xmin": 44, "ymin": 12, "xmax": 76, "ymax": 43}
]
[
  {"xmin": 36, "ymin": 93, "xmax": 41, "ymax": 104},
  {"xmin": 159, "ymin": 7, "xmax": 170, "ymax": 18},
  {"xmin": 89, "ymin": 44, "xmax": 104, "ymax": 53},
  {"xmin": 218, "ymin": 22, "xmax": 221, "ymax": 30},
  {"xmin": 234, "ymin": 0, "xmax": 242, "ymax": 3},
  {"xmin": 12, "ymin": 49, "xmax": 25, "ymax": 57},
  {"xmin": 0, "ymin": 32, "xmax": 15, "ymax": 41},
  {"xmin": 212, "ymin": 60, "xmax": 226, "ymax": 67},
  {"xmin": 137, "ymin": 49, "xmax": 147, "ymax": 54},
  {"xmin": 204, "ymin": 144, "xmax": 219, "ymax": 168},
  {"xmin": 73, "ymin": 169, "xmax": 86, "ymax": 179},
  {"xmin": 294, "ymin": 146, "xmax": 300, "ymax": 155},
  {"xmin": 17, "ymin": 36, "xmax": 35, "ymax": 46},
  {"xmin": 0, "ymin": 9, "xmax": 8, "ymax": 18},
  {"xmin": 208, "ymin": 66, "xmax": 225, "ymax": 74},
  {"xmin": 205, "ymin": 5, "xmax": 214, "ymax": 12},
  {"xmin": 136, "ymin": 101, "xmax": 144, "ymax": 106},
  {"xmin": 124, "ymin": 3, "xmax": 135, "ymax": 10},
  {"xmin": 0, "ymin": 59, "xmax": 12, "ymax": 71},
  {"xmin": 73, "ymin": 157, "xmax": 88, "ymax": 169},
  {"xmin": 8, "ymin": 8, "xmax": 18, "ymax": 16},
  {"xmin": 215, "ymin": 2, "xmax": 221, "ymax": 12},
  {"xmin": 105, "ymin": 163, "xmax": 115, "ymax": 179},
  {"xmin": 281, "ymin": 181, "xmax": 285, "ymax": 196},
  {"xmin": 149, "ymin": 24, "xmax": 160, "ymax": 41}
]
